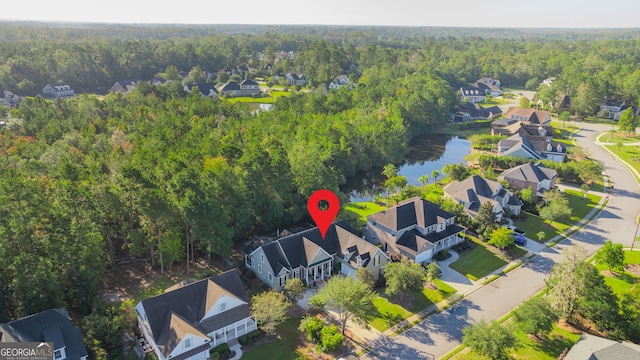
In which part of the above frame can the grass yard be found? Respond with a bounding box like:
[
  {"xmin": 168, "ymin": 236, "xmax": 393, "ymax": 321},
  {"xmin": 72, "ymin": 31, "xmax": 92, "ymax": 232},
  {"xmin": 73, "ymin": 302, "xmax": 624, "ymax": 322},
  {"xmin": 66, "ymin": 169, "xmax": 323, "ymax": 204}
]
[
  {"xmin": 343, "ymin": 201, "xmax": 387, "ymax": 228},
  {"xmin": 593, "ymin": 250, "xmax": 640, "ymax": 297},
  {"xmin": 241, "ymin": 317, "xmax": 304, "ymax": 360},
  {"xmin": 605, "ymin": 145, "xmax": 640, "ymax": 178},
  {"xmin": 449, "ymin": 243, "xmax": 508, "ymax": 281},
  {"xmin": 564, "ymin": 189, "xmax": 601, "ymax": 221},
  {"xmin": 224, "ymin": 90, "xmax": 291, "ymax": 104},
  {"xmin": 452, "ymin": 323, "xmax": 580, "ymax": 360},
  {"xmin": 369, "ymin": 279, "xmax": 457, "ymax": 331}
]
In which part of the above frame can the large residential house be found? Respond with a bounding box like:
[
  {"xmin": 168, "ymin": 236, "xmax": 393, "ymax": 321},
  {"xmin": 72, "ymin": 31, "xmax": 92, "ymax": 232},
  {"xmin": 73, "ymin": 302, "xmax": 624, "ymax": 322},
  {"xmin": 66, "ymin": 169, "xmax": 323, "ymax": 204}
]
[
  {"xmin": 41, "ymin": 83, "xmax": 76, "ymax": 99},
  {"xmin": 219, "ymin": 80, "xmax": 260, "ymax": 97},
  {"xmin": 474, "ymin": 77, "xmax": 502, "ymax": 96},
  {"xmin": 1, "ymin": 89, "xmax": 22, "ymax": 108},
  {"xmin": 328, "ymin": 75, "xmax": 351, "ymax": 89},
  {"xmin": 184, "ymin": 83, "xmax": 219, "ymax": 98},
  {"xmin": 500, "ymin": 107, "xmax": 551, "ymax": 126},
  {"xmin": 0, "ymin": 308, "xmax": 88, "ymax": 360},
  {"xmin": 450, "ymin": 102, "xmax": 502, "ymax": 122},
  {"xmin": 599, "ymin": 98, "xmax": 639, "ymax": 120},
  {"xmin": 459, "ymin": 86, "xmax": 486, "ymax": 103},
  {"xmin": 244, "ymin": 220, "xmax": 390, "ymax": 290},
  {"xmin": 135, "ymin": 270, "xmax": 256, "ymax": 360},
  {"xmin": 444, "ymin": 175, "xmax": 523, "ymax": 221},
  {"xmin": 364, "ymin": 197, "xmax": 465, "ymax": 264},
  {"xmin": 285, "ymin": 73, "xmax": 308, "ymax": 86},
  {"xmin": 498, "ymin": 163, "xmax": 558, "ymax": 196}
]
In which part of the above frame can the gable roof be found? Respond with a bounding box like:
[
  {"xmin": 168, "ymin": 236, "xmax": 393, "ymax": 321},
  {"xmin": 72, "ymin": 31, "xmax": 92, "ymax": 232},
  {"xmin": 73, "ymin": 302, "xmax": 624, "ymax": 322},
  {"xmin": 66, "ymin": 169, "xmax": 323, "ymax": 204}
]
[
  {"xmin": 138, "ymin": 270, "xmax": 250, "ymax": 358},
  {"xmin": 460, "ymin": 86, "xmax": 484, "ymax": 97},
  {"xmin": 503, "ymin": 107, "xmax": 550, "ymax": 125},
  {"xmin": 220, "ymin": 81, "xmax": 240, "ymax": 91},
  {"xmin": 499, "ymin": 162, "xmax": 558, "ymax": 184},
  {"xmin": 0, "ymin": 308, "xmax": 88, "ymax": 360},
  {"xmin": 564, "ymin": 333, "xmax": 640, "ymax": 360},
  {"xmin": 444, "ymin": 175, "xmax": 503, "ymax": 212},
  {"xmin": 368, "ymin": 197, "xmax": 456, "ymax": 231},
  {"xmin": 185, "ymin": 83, "xmax": 218, "ymax": 96},
  {"xmin": 250, "ymin": 220, "xmax": 387, "ymax": 272},
  {"xmin": 498, "ymin": 134, "xmax": 545, "ymax": 160},
  {"xmin": 239, "ymin": 79, "xmax": 259, "ymax": 86}
]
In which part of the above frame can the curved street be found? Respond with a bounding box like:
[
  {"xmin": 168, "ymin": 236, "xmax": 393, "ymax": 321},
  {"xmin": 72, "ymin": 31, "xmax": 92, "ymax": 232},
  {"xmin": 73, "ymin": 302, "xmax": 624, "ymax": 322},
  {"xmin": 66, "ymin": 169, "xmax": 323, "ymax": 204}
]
[{"xmin": 361, "ymin": 122, "xmax": 640, "ymax": 359}]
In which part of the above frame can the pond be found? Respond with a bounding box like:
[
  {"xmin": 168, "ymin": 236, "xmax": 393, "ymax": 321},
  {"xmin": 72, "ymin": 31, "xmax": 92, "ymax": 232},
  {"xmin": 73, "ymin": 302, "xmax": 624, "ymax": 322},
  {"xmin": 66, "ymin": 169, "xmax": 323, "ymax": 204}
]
[{"xmin": 341, "ymin": 134, "xmax": 472, "ymax": 202}]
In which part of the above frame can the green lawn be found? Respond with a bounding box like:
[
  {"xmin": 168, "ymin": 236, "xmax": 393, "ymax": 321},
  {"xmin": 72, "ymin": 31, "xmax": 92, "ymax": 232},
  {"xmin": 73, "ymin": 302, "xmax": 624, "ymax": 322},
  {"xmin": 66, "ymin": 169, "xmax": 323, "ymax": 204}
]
[
  {"xmin": 449, "ymin": 243, "xmax": 508, "ymax": 281},
  {"xmin": 451, "ymin": 323, "xmax": 580, "ymax": 360},
  {"xmin": 605, "ymin": 145, "xmax": 640, "ymax": 179},
  {"xmin": 369, "ymin": 279, "xmax": 457, "ymax": 332},
  {"xmin": 343, "ymin": 201, "xmax": 387, "ymax": 228},
  {"xmin": 224, "ymin": 90, "xmax": 291, "ymax": 104},
  {"xmin": 241, "ymin": 317, "xmax": 303, "ymax": 360},
  {"xmin": 513, "ymin": 190, "xmax": 601, "ymax": 243},
  {"xmin": 593, "ymin": 250, "xmax": 640, "ymax": 297}
]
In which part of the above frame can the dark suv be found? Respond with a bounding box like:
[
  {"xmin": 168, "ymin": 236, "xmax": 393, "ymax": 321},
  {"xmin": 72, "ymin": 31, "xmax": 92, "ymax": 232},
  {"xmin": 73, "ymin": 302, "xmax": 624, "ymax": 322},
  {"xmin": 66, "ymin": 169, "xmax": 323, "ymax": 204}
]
[{"xmin": 514, "ymin": 234, "xmax": 527, "ymax": 246}]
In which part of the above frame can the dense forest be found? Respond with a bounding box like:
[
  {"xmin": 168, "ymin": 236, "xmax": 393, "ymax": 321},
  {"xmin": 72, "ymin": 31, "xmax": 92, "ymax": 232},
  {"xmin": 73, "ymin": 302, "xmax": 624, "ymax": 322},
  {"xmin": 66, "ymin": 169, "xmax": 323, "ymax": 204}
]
[{"xmin": 1, "ymin": 24, "xmax": 640, "ymax": 334}]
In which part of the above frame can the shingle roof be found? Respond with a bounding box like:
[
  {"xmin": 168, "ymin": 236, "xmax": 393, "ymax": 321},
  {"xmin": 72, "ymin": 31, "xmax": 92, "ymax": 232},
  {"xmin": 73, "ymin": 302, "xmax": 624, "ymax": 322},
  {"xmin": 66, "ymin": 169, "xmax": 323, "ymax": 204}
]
[
  {"xmin": 0, "ymin": 308, "xmax": 88, "ymax": 360},
  {"xmin": 138, "ymin": 270, "xmax": 250, "ymax": 358},
  {"xmin": 503, "ymin": 107, "xmax": 550, "ymax": 125},
  {"xmin": 368, "ymin": 197, "xmax": 456, "ymax": 231},
  {"xmin": 185, "ymin": 83, "xmax": 218, "ymax": 96},
  {"xmin": 220, "ymin": 81, "xmax": 241, "ymax": 91},
  {"xmin": 499, "ymin": 163, "xmax": 557, "ymax": 183},
  {"xmin": 564, "ymin": 333, "xmax": 640, "ymax": 360}
]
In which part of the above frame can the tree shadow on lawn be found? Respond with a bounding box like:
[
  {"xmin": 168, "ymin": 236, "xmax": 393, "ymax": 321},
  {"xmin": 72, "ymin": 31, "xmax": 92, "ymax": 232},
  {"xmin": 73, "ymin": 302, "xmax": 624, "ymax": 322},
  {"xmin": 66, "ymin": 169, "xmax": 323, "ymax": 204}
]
[
  {"xmin": 365, "ymin": 340, "xmax": 435, "ymax": 360},
  {"xmin": 530, "ymin": 333, "xmax": 576, "ymax": 358},
  {"xmin": 520, "ymin": 253, "xmax": 555, "ymax": 274}
]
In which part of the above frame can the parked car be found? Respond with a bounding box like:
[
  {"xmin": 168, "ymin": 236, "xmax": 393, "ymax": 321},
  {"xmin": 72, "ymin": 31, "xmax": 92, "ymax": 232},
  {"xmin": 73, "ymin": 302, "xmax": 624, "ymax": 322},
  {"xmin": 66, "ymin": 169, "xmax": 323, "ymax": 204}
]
[{"xmin": 514, "ymin": 234, "xmax": 527, "ymax": 246}]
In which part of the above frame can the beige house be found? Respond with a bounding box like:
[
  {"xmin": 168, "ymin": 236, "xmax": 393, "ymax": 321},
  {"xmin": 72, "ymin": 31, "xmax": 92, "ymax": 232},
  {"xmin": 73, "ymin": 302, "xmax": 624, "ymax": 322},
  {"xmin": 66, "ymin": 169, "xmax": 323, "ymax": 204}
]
[{"xmin": 444, "ymin": 175, "xmax": 523, "ymax": 221}]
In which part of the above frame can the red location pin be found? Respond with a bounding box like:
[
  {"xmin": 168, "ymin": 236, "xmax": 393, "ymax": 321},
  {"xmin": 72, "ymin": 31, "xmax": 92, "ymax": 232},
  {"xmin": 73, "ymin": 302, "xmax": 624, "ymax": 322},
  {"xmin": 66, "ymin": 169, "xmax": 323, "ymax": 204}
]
[{"xmin": 307, "ymin": 189, "xmax": 340, "ymax": 239}]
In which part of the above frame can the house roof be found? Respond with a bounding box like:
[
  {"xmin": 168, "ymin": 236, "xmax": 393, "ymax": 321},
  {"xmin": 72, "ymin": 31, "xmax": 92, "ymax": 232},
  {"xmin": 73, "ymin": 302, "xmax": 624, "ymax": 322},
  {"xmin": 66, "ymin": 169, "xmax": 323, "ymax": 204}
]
[
  {"xmin": 452, "ymin": 103, "xmax": 503, "ymax": 119},
  {"xmin": 220, "ymin": 81, "xmax": 241, "ymax": 91},
  {"xmin": 499, "ymin": 134, "xmax": 545, "ymax": 160},
  {"xmin": 396, "ymin": 229, "xmax": 432, "ymax": 256},
  {"xmin": 367, "ymin": 197, "xmax": 456, "ymax": 231},
  {"xmin": 499, "ymin": 163, "xmax": 558, "ymax": 184},
  {"xmin": 602, "ymin": 98, "xmax": 625, "ymax": 107},
  {"xmin": 138, "ymin": 270, "xmax": 250, "ymax": 358},
  {"xmin": 564, "ymin": 333, "xmax": 640, "ymax": 360},
  {"xmin": 460, "ymin": 86, "xmax": 484, "ymax": 96},
  {"xmin": 0, "ymin": 308, "xmax": 88, "ymax": 360},
  {"xmin": 185, "ymin": 83, "xmax": 218, "ymax": 96},
  {"xmin": 444, "ymin": 175, "xmax": 521, "ymax": 214},
  {"xmin": 239, "ymin": 79, "xmax": 259, "ymax": 86},
  {"xmin": 503, "ymin": 107, "xmax": 550, "ymax": 125},
  {"xmin": 249, "ymin": 220, "xmax": 388, "ymax": 272}
]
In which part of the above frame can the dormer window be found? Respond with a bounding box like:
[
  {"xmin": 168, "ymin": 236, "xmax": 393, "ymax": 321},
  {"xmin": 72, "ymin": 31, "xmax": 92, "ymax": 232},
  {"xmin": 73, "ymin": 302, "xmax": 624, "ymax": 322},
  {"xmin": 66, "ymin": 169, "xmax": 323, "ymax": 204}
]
[
  {"xmin": 220, "ymin": 302, "xmax": 226, "ymax": 312},
  {"xmin": 357, "ymin": 256, "xmax": 362, "ymax": 267},
  {"xmin": 184, "ymin": 338, "xmax": 191, "ymax": 348}
]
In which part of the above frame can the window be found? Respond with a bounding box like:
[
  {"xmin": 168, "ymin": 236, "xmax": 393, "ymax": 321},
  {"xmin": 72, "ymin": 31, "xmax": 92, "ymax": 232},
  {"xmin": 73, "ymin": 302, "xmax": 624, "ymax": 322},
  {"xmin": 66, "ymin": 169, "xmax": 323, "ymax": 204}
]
[
  {"xmin": 261, "ymin": 253, "xmax": 265, "ymax": 262},
  {"xmin": 184, "ymin": 338, "xmax": 191, "ymax": 348},
  {"xmin": 220, "ymin": 302, "xmax": 226, "ymax": 312},
  {"xmin": 374, "ymin": 254, "xmax": 380, "ymax": 266},
  {"xmin": 294, "ymin": 269, "xmax": 299, "ymax": 277},
  {"xmin": 54, "ymin": 350, "xmax": 62, "ymax": 360},
  {"xmin": 268, "ymin": 273, "xmax": 273, "ymax": 282},
  {"xmin": 251, "ymin": 258, "xmax": 255, "ymax": 268},
  {"xmin": 258, "ymin": 264, "xmax": 262, "ymax": 274}
]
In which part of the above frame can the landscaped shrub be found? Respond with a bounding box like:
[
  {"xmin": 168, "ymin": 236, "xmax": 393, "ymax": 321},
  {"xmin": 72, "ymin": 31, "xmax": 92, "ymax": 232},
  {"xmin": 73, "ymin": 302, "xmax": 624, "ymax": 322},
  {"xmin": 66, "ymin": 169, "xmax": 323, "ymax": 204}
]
[
  {"xmin": 320, "ymin": 325, "xmax": 344, "ymax": 352},
  {"xmin": 299, "ymin": 316, "xmax": 324, "ymax": 342},
  {"xmin": 212, "ymin": 343, "xmax": 229, "ymax": 357},
  {"xmin": 238, "ymin": 335, "xmax": 248, "ymax": 344},
  {"xmin": 248, "ymin": 329, "xmax": 261, "ymax": 341},
  {"xmin": 209, "ymin": 351, "xmax": 220, "ymax": 360}
]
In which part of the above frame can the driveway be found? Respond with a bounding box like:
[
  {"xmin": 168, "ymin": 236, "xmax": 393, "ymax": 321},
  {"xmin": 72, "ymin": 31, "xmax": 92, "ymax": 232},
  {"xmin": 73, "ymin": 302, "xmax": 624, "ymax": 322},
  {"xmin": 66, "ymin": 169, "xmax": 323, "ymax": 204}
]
[
  {"xmin": 436, "ymin": 250, "xmax": 475, "ymax": 293},
  {"xmin": 361, "ymin": 122, "xmax": 640, "ymax": 359}
]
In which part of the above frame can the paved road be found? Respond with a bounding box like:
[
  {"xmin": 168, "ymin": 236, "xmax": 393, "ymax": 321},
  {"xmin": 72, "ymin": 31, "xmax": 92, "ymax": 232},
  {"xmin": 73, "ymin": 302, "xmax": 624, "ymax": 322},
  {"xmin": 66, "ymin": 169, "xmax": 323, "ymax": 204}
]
[{"xmin": 362, "ymin": 122, "xmax": 640, "ymax": 360}]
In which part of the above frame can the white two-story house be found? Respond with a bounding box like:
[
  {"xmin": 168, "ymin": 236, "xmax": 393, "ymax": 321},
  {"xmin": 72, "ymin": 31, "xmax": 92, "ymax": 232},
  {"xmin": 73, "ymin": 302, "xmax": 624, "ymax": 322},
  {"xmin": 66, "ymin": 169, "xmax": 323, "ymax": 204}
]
[
  {"xmin": 363, "ymin": 197, "xmax": 465, "ymax": 264},
  {"xmin": 244, "ymin": 220, "xmax": 390, "ymax": 290},
  {"xmin": 135, "ymin": 270, "xmax": 257, "ymax": 360},
  {"xmin": 444, "ymin": 175, "xmax": 523, "ymax": 221}
]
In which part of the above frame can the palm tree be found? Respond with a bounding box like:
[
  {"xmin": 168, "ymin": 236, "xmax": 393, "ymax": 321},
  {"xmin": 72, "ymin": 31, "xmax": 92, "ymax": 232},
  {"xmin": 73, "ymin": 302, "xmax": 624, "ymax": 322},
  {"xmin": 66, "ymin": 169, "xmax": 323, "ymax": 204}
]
[
  {"xmin": 382, "ymin": 164, "xmax": 398, "ymax": 180},
  {"xmin": 419, "ymin": 175, "xmax": 429, "ymax": 188},
  {"xmin": 431, "ymin": 170, "xmax": 440, "ymax": 185}
]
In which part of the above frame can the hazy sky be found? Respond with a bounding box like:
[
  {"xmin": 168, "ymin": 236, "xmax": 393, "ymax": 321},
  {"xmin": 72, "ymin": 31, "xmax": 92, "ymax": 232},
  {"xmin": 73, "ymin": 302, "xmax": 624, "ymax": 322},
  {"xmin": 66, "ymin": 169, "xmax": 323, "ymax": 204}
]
[{"xmin": 3, "ymin": 0, "xmax": 640, "ymax": 28}]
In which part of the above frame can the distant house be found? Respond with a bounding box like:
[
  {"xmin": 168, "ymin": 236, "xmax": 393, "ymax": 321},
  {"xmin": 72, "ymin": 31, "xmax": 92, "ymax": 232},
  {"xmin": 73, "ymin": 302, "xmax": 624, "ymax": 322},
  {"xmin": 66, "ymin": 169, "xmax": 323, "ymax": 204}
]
[
  {"xmin": 450, "ymin": 102, "xmax": 502, "ymax": 122},
  {"xmin": 1, "ymin": 89, "xmax": 22, "ymax": 108},
  {"xmin": 219, "ymin": 79, "xmax": 260, "ymax": 97},
  {"xmin": 328, "ymin": 75, "xmax": 351, "ymax": 90},
  {"xmin": 0, "ymin": 308, "xmax": 88, "ymax": 360},
  {"xmin": 459, "ymin": 86, "xmax": 486, "ymax": 103},
  {"xmin": 444, "ymin": 175, "xmax": 523, "ymax": 221},
  {"xmin": 600, "ymin": 98, "xmax": 639, "ymax": 120},
  {"xmin": 564, "ymin": 333, "xmax": 640, "ymax": 360},
  {"xmin": 498, "ymin": 162, "xmax": 558, "ymax": 196},
  {"xmin": 110, "ymin": 79, "xmax": 139, "ymax": 93},
  {"xmin": 135, "ymin": 270, "xmax": 257, "ymax": 360},
  {"xmin": 285, "ymin": 73, "xmax": 308, "ymax": 86},
  {"xmin": 497, "ymin": 134, "xmax": 546, "ymax": 161},
  {"xmin": 542, "ymin": 77, "xmax": 556, "ymax": 86},
  {"xmin": 364, "ymin": 197, "xmax": 465, "ymax": 264},
  {"xmin": 244, "ymin": 220, "xmax": 390, "ymax": 290},
  {"xmin": 474, "ymin": 77, "xmax": 502, "ymax": 96},
  {"xmin": 41, "ymin": 83, "xmax": 76, "ymax": 99},
  {"xmin": 494, "ymin": 122, "xmax": 566, "ymax": 162},
  {"xmin": 184, "ymin": 83, "xmax": 219, "ymax": 98}
]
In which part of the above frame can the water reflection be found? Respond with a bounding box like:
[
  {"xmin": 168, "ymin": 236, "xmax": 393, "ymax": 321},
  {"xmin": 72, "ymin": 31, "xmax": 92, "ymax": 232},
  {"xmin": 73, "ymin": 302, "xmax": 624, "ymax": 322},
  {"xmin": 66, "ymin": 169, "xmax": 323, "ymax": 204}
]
[{"xmin": 341, "ymin": 134, "xmax": 471, "ymax": 202}]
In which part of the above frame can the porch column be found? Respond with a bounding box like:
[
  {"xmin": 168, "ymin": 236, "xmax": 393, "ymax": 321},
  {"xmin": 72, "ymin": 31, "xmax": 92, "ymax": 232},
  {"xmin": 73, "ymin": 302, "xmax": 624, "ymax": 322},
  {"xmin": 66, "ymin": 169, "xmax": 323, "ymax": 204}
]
[
  {"xmin": 305, "ymin": 267, "xmax": 309, "ymax": 285},
  {"xmin": 235, "ymin": 322, "xmax": 238, "ymax": 338},
  {"xmin": 244, "ymin": 318, "xmax": 247, "ymax": 334},
  {"xmin": 224, "ymin": 327, "xmax": 227, "ymax": 343},
  {"xmin": 321, "ymin": 264, "xmax": 324, "ymax": 279}
]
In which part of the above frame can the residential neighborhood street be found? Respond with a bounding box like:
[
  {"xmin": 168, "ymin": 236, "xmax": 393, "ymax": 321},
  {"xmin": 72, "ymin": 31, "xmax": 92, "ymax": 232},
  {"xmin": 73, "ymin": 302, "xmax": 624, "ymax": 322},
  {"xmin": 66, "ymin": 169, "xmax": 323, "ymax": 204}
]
[{"xmin": 362, "ymin": 122, "xmax": 640, "ymax": 359}]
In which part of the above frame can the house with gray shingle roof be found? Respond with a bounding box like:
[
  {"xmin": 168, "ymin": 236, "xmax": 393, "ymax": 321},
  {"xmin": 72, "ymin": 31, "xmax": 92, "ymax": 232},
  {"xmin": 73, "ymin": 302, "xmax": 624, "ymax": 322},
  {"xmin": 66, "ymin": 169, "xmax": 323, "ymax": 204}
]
[
  {"xmin": 244, "ymin": 220, "xmax": 390, "ymax": 290},
  {"xmin": 564, "ymin": 333, "xmax": 640, "ymax": 360},
  {"xmin": 135, "ymin": 270, "xmax": 256, "ymax": 360},
  {"xmin": 498, "ymin": 162, "xmax": 558, "ymax": 196},
  {"xmin": 41, "ymin": 83, "xmax": 75, "ymax": 99},
  {"xmin": 0, "ymin": 308, "xmax": 88, "ymax": 360},
  {"xmin": 444, "ymin": 175, "xmax": 523, "ymax": 221},
  {"xmin": 184, "ymin": 83, "xmax": 219, "ymax": 98},
  {"xmin": 364, "ymin": 197, "xmax": 465, "ymax": 264}
]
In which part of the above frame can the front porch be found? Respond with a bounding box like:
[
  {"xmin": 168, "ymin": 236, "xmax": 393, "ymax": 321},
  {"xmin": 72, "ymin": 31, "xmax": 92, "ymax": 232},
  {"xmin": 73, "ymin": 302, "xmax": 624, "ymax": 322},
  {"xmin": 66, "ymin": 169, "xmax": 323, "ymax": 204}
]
[
  {"xmin": 210, "ymin": 316, "xmax": 258, "ymax": 347},
  {"xmin": 303, "ymin": 259, "xmax": 333, "ymax": 287}
]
